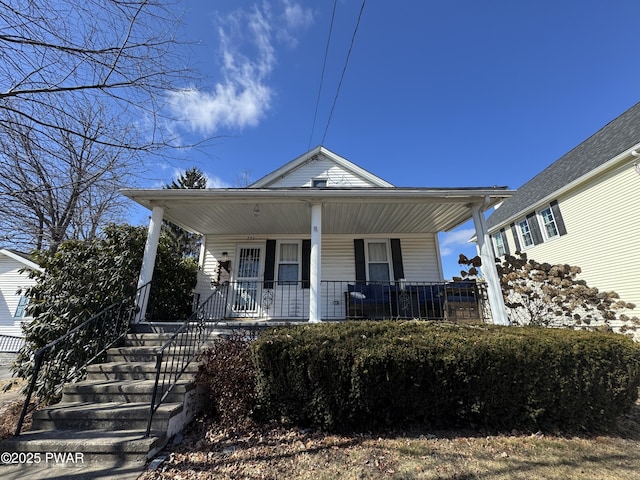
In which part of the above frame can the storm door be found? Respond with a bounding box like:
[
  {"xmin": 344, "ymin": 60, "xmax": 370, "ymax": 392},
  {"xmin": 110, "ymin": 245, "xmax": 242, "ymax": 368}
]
[{"xmin": 232, "ymin": 245, "xmax": 263, "ymax": 316}]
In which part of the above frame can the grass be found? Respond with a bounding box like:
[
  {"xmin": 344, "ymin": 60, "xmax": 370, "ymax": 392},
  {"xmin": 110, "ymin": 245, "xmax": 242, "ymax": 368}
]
[{"xmin": 139, "ymin": 399, "xmax": 640, "ymax": 480}]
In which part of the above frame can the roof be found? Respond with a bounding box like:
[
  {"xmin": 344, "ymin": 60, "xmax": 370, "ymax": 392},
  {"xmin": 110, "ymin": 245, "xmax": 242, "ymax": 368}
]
[
  {"xmin": 0, "ymin": 248, "xmax": 42, "ymax": 271},
  {"xmin": 487, "ymin": 102, "xmax": 640, "ymax": 230},
  {"xmin": 249, "ymin": 146, "xmax": 395, "ymax": 188}
]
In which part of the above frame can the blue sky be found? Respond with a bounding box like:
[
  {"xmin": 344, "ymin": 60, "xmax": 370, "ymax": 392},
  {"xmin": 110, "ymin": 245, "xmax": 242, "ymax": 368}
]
[{"xmin": 146, "ymin": 0, "xmax": 640, "ymax": 278}]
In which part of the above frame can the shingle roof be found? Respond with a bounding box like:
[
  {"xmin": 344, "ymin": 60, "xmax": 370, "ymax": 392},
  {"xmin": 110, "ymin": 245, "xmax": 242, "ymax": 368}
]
[{"xmin": 486, "ymin": 102, "xmax": 640, "ymax": 230}]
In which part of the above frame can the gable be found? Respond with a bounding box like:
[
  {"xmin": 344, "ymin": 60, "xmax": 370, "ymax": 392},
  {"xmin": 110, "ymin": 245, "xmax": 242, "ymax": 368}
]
[{"xmin": 250, "ymin": 146, "xmax": 394, "ymax": 188}]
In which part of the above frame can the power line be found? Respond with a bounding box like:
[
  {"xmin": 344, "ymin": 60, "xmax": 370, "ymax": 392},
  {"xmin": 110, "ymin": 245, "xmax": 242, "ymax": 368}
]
[
  {"xmin": 321, "ymin": 0, "xmax": 366, "ymax": 146},
  {"xmin": 307, "ymin": 0, "xmax": 338, "ymax": 151}
]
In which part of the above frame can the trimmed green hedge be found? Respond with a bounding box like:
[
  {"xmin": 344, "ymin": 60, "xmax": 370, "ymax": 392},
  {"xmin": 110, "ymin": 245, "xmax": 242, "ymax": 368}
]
[{"xmin": 251, "ymin": 321, "xmax": 640, "ymax": 432}]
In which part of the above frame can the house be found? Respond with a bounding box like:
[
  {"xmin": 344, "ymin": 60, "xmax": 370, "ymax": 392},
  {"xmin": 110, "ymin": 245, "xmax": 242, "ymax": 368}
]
[
  {"xmin": 121, "ymin": 146, "xmax": 514, "ymax": 324},
  {"xmin": 0, "ymin": 249, "xmax": 42, "ymax": 341},
  {"xmin": 486, "ymin": 102, "xmax": 640, "ymax": 313}
]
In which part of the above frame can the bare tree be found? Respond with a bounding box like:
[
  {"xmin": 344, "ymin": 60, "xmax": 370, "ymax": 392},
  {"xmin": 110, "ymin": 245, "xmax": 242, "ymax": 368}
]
[
  {"xmin": 0, "ymin": 0, "xmax": 199, "ymax": 251},
  {"xmin": 0, "ymin": 99, "xmax": 137, "ymax": 252},
  {"xmin": 0, "ymin": 0, "xmax": 189, "ymax": 150}
]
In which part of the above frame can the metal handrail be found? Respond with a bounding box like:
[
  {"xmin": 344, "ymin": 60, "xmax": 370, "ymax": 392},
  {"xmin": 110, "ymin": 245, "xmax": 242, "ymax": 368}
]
[
  {"xmin": 145, "ymin": 284, "xmax": 229, "ymax": 436},
  {"xmin": 14, "ymin": 282, "xmax": 151, "ymax": 435}
]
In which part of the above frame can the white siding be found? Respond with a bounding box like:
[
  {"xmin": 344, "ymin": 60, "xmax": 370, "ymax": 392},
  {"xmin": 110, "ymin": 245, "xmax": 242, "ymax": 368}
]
[
  {"xmin": 0, "ymin": 257, "xmax": 36, "ymax": 337},
  {"xmin": 501, "ymin": 163, "xmax": 640, "ymax": 313},
  {"xmin": 267, "ymin": 157, "xmax": 377, "ymax": 188},
  {"xmin": 196, "ymin": 233, "xmax": 443, "ymax": 319}
]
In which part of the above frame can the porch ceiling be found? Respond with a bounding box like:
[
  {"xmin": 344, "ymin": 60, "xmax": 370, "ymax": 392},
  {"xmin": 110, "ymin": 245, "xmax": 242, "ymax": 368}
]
[{"xmin": 120, "ymin": 187, "xmax": 514, "ymax": 235}]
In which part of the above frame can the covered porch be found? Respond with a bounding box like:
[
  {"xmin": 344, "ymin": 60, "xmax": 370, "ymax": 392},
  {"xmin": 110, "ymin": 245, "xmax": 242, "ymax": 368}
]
[{"xmin": 120, "ymin": 187, "xmax": 513, "ymax": 325}]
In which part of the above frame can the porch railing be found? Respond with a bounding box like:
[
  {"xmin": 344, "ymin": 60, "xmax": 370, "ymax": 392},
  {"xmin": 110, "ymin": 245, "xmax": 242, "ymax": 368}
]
[
  {"xmin": 13, "ymin": 283, "xmax": 148, "ymax": 436},
  {"xmin": 145, "ymin": 284, "xmax": 229, "ymax": 436},
  {"xmin": 190, "ymin": 279, "xmax": 488, "ymax": 322}
]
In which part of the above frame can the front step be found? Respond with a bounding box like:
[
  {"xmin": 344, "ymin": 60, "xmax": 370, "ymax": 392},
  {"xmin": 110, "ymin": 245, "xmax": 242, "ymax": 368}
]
[
  {"xmin": 31, "ymin": 401, "xmax": 183, "ymax": 431},
  {"xmin": 0, "ymin": 328, "xmax": 215, "ymax": 470},
  {"xmin": 61, "ymin": 379, "xmax": 194, "ymax": 403},
  {"xmin": 0, "ymin": 429, "xmax": 165, "ymax": 466},
  {"xmin": 86, "ymin": 361, "xmax": 200, "ymax": 381}
]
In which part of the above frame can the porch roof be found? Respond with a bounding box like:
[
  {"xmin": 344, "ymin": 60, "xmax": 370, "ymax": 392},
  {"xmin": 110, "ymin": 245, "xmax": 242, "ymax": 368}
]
[{"xmin": 120, "ymin": 187, "xmax": 514, "ymax": 236}]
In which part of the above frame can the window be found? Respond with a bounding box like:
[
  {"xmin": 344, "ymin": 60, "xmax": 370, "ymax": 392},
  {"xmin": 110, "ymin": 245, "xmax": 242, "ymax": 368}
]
[
  {"xmin": 277, "ymin": 242, "xmax": 300, "ymax": 285},
  {"xmin": 517, "ymin": 218, "xmax": 534, "ymax": 247},
  {"xmin": 493, "ymin": 231, "xmax": 507, "ymax": 256},
  {"xmin": 312, "ymin": 178, "xmax": 327, "ymax": 187},
  {"xmin": 13, "ymin": 295, "xmax": 28, "ymax": 320},
  {"xmin": 539, "ymin": 207, "xmax": 559, "ymax": 239},
  {"xmin": 366, "ymin": 241, "xmax": 390, "ymax": 283}
]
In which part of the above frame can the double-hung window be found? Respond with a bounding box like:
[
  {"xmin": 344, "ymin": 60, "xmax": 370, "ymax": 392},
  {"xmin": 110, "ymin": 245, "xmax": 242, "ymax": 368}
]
[
  {"xmin": 277, "ymin": 242, "xmax": 300, "ymax": 285},
  {"xmin": 13, "ymin": 295, "xmax": 28, "ymax": 320},
  {"xmin": 517, "ymin": 218, "xmax": 534, "ymax": 248},
  {"xmin": 493, "ymin": 231, "xmax": 507, "ymax": 256},
  {"xmin": 539, "ymin": 207, "xmax": 559, "ymax": 239},
  {"xmin": 366, "ymin": 241, "xmax": 391, "ymax": 283}
]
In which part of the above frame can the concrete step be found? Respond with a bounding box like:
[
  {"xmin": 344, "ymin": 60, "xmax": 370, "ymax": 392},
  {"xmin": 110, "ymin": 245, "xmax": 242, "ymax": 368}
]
[
  {"xmin": 106, "ymin": 345, "xmax": 202, "ymax": 363},
  {"xmin": 86, "ymin": 361, "xmax": 200, "ymax": 381},
  {"xmin": 0, "ymin": 428, "xmax": 165, "ymax": 466},
  {"xmin": 61, "ymin": 379, "xmax": 194, "ymax": 403},
  {"xmin": 31, "ymin": 401, "xmax": 182, "ymax": 431}
]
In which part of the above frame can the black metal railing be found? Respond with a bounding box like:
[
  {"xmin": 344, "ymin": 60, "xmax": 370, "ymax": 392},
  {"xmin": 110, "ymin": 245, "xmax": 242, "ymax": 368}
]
[
  {"xmin": 13, "ymin": 283, "xmax": 148, "ymax": 436},
  {"xmin": 145, "ymin": 284, "xmax": 229, "ymax": 436},
  {"xmin": 185, "ymin": 279, "xmax": 488, "ymax": 322}
]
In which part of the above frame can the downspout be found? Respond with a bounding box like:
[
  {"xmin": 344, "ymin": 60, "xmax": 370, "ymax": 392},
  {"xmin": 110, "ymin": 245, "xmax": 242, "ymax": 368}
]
[{"xmin": 470, "ymin": 198, "xmax": 510, "ymax": 326}]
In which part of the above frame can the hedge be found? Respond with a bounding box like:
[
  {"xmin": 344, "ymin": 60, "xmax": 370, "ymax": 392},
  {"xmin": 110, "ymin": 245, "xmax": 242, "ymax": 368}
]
[{"xmin": 251, "ymin": 321, "xmax": 640, "ymax": 432}]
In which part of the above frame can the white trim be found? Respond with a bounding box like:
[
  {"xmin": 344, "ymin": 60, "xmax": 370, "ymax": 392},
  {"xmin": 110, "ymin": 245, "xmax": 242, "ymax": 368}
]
[{"xmin": 537, "ymin": 206, "xmax": 560, "ymax": 241}]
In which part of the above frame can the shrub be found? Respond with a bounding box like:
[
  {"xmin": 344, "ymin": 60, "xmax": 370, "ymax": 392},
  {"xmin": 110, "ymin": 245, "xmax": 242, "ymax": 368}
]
[
  {"xmin": 196, "ymin": 334, "xmax": 257, "ymax": 427},
  {"xmin": 251, "ymin": 321, "xmax": 640, "ymax": 432}
]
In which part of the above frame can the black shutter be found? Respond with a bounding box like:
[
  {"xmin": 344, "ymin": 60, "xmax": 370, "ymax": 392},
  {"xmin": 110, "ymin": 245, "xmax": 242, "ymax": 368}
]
[
  {"xmin": 550, "ymin": 200, "xmax": 567, "ymax": 236},
  {"xmin": 264, "ymin": 239, "xmax": 276, "ymax": 288},
  {"xmin": 301, "ymin": 239, "xmax": 311, "ymax": 289},
  {"xmin": 354, "ymin": 239, "xmax": 366, "ymax": 284},
  {"xmin": 390, "ymin": 239, "xmax": 405, "ymax": 281},
  {"xmin": 527, "ymin": 212, "xmax": 543, "ymax": 245},
  {"xmin": 510, "ymin": 222, "xmax": 521, "ymax": 252},
  {"xmin": 500, "ymin": 228, "xmax": 510, "ymax": 255}
]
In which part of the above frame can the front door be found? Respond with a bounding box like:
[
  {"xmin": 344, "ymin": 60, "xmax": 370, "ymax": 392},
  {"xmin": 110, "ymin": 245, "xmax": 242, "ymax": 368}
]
[{"xmin": 232, "ymin": 245, "xmax": 264, "ymax": 317}]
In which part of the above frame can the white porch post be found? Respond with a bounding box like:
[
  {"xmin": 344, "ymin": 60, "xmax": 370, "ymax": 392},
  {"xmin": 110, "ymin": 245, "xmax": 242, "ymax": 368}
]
[
  {"xmin": 309, "ymin": 203, "xmax": 322, "ymax": 323},
  {"xmin": 134, "ymin": 205, "xmax": 164, "ymax": 323},
  {"xmin": 470, "ymin": 202, "xmax": 510, "ymax": 326}
]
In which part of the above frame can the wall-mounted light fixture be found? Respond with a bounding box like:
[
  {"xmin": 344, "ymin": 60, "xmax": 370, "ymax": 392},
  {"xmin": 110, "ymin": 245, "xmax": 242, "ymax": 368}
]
[
  {"xmin": 222, "ymin": 251, "xmax": 228, "ymax": 261},
  {"xmin": 253, "ymin": 204, "xmax": 260, "ymax": 217}
]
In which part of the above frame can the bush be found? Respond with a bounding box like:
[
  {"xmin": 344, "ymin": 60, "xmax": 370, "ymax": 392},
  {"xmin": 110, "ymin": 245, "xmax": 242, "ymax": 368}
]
[
  {"xmin": 251, "ymin": 321, "xmax": 640, "ymax": 432},
  {"xmin": 196, "ymin": 334, "xmax": 257, "ymax": 427}
]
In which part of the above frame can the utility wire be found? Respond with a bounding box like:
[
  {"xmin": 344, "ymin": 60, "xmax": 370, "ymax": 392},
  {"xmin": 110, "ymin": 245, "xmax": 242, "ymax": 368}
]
[
  {"xmin": 321, "ymin": 0, "xmax": 366, "ymax": 145},
  {"xmin": 307, "ymin": 0, "xmax": 338, "ymax": 151}
]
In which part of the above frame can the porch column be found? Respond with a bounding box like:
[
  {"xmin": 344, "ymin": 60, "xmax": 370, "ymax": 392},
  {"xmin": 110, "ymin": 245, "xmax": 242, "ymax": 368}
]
[
  {"xmin": 309, "ymin": 203, "xmax": 322, "ymax": 323},
  {"xmin": 470, "ymin": 202, "xmax": 510, "ymax": 326},
  {"xmin": 134, "ymin": 205, "xmax": 164, "ymax": 323}
]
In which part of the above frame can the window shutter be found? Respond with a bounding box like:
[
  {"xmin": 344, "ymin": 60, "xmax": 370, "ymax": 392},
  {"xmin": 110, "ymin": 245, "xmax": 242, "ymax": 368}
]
[
  {"xmin": 263, "ymin": 239, "xmax": 276, "ymax": 288},
  {"xmin": 550, "ymin": 200, "xmax": 567, "ymax": 236},
  {"xmin": 500, "ymin": 228, "xmax": 510, "ymax": 255},
  {"xmin": 510, "ymin": 222, "xmax": 521, "ymax": 252},
  {"xmin": 354, "ymin": 239, "xmax": 366, "ymax": 284},
  {"xmin": 301, "ymin": 239, "xmax": 311, "ymax": 289},
  {"xmin": 390, "ymin": 239, "xmax": 404, "ymax": 281},
  {"xmin": 526, "ymin": 212, "xmax": 543, "ymax": 245}
]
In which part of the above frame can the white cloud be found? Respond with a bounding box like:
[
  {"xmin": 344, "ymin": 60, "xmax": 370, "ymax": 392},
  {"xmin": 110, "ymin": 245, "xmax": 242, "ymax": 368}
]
[
  {"xmin": 439, "ymin": 228, "xmax": 476, "ymax": 257},
  {"xmin": 169, "ymin": 2, "xmax": 313, "ymax": 135}
]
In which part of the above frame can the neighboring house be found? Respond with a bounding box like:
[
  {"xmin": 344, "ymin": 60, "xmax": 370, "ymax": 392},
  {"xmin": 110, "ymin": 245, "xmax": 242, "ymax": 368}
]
[
  {"xmin": 0, "ymin": 249, "xmax": 42, "ymax": 340},
  {"xmin": 486, "ymin": 102, "xmax": 640, "ymax": 313},
  {"xmin": 122, "ymin": 146, "xmax": 513, "ymax": 324}
]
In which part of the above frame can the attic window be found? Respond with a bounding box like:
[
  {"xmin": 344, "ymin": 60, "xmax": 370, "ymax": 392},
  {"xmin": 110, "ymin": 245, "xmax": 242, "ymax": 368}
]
[{"xmin": 312, "ymin": 178, "xmax": 327, "ymax": 188}]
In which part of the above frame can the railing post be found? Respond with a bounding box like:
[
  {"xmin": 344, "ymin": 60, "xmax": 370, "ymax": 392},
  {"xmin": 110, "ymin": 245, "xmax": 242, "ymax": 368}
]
[{"xmin": 15, "ymin": 350, "xmax": 44, "ymax": 436}]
